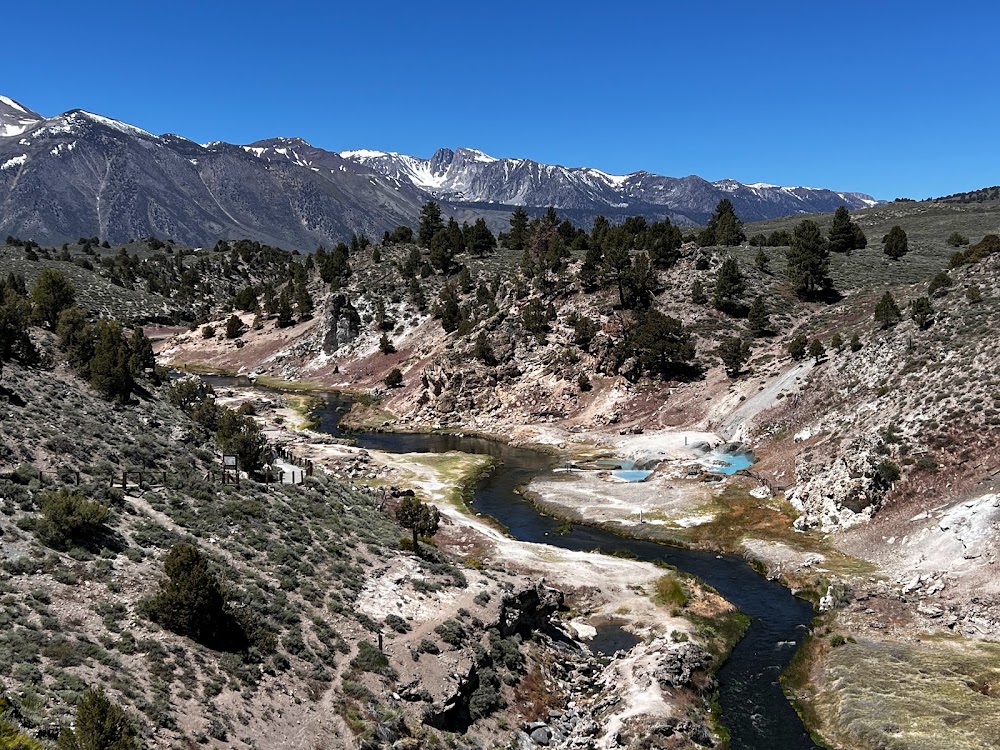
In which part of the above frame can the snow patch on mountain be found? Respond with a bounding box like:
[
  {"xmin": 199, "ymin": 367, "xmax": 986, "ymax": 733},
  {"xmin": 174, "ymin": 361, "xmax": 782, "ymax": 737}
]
[
  {"xmin": 1, "ymin": 154, "xmax": 27, "ymax": 170},
  {"xmin": 76, "ymin": 111, "xmax": 157, "ymax": 139},
  {"xmin": 0, "ymin": 96, "xmax": 44, "ymax": 138}
]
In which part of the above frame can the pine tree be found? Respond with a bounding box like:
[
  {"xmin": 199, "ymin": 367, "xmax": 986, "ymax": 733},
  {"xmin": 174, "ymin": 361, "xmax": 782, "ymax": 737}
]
[
  {"xmin": 704, "ymin": 199, "xmax": 745, "ymax": 246},
  {"xmin": 438, "ymin": 285, "xmax": 461, "ymax": 333},
  {"xmin": 276, "ymin": 287, "xmax": 294, "ymax": 328},
  {"xmin": 30, "ymin": 268, "xmax": 76, "ymax": 330},
  {"xmin": 501, "ymin": 206, "xmax": 531, "ymax": 254},
  {"xmin": 788, "ymin": 333, "xmax": 808, "ymax": 360},
  {"xmin": 882, "ymin": 226, "xmax": 909, "ymax": 260},
  {"xmin": 225, "ymin": 315, "xmax": 243, "ymax": 339},
  {"xmin": 418, "ymin": 201, "xmax": 445, "ymax": 248},
  {"xmin": 754, "ymin": 248, "xmax": 770, "ymax": 273},
  {"xmin": 786, "ymin": 220, "xmax": 832, "ymax": 298},
  {"xmin": 718, "ymin": 336, "xmax": 750, "ymax": 378},
  {"xmin": 445, "ymin": 217, "xmax": 466, "ymax": 256},
  {"xmin": 828, "ymin": 206, "xmax": 866, "ymax": 254},
  {"xmin": 628, "ymin": 310, "xmax": 697, "ymax": 379},
  {"xmin": 910, "ymin": 296, "xmax": 933, "ymax": 328},
  {"xmin": 713, "ymin": 256, "xmax": 745, "ymax": 314},
  {"xmin": 874, "ymin": 291, "xmax": 902, "ymax": 328},
  {"xmin": 429, "ymin": 229, "xmax": 453, "ymax": 274},
  {"xmin": 89, "ymin": 321, "xmax": 134, "ymax": 403},
  {"xmin": 146, "ymin": 544, "xmax": 228, "ymax": 645},
  {"xmin": 294, "ymin": 280, "xmax": 313, "ymax": 319},
  {"xmin": 384, "ymin": 367, "xmax": 403, "ymax": 387},
  {"xmin": 57, "ymin": 687, "xmax": 140, "ymax": 750},
  {"xmin": 830, "ymin": 332, "xmax": 844, "ymax": 351},
  {"xmin": 747, "ymin": 295, "xmax": 770, "ymax": 336},
  {"xmin": 262, "ymin": 284, "xmax": 276, "ymax": 315},
  {"xmin": 808, "ymin": 338, "xmax": 826, "ymax": 362},
  {"xmin": 467, "ymin": 218, "xmax": 496, "ymax": 256}
]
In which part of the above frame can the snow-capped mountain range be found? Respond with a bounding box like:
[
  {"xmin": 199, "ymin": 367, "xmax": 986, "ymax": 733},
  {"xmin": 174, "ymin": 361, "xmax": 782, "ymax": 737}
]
[
  {"xmin": 0, "ymin": 95, "xmax": 880, "ymax": 247},
  {"xmin": 339, "ymin": 147, "xmax": 879, "ymax": 223}
]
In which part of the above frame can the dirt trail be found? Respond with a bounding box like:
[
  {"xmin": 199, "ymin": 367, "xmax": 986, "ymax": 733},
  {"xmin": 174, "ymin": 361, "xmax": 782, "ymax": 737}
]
[{"xmin": 713, "ymin": 360, "xmax": 813, "ymax": 441}]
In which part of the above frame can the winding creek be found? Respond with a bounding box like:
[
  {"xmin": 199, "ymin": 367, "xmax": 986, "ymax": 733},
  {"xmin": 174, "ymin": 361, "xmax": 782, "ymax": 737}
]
[{"xmin": 209, "ymin": 378, "xmax": 822, "ymax": 749}]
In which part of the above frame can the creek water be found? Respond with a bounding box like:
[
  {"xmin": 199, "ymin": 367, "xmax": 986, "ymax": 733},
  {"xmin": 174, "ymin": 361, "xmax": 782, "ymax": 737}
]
[{"xmin": 203, "ymin": 377, "xmax": 821, "ymax": 749}]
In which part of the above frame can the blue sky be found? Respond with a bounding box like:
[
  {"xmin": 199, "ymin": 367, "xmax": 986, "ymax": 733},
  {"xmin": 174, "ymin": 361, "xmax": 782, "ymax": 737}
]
[{"xmin": 6, "ymin": 0, "xmax": 998, "ymax": 199}]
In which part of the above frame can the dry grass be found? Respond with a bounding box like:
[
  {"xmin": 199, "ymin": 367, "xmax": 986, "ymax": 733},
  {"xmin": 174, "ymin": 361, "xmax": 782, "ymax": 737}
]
[{"xmin": 800, "ymin": 634, "xmax": 1000, "ymax": 750}]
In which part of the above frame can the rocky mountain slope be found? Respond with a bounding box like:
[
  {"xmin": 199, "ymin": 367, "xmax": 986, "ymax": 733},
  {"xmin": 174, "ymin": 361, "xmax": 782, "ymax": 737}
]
[
  {"xmin": 0, "ymin": 109, "xmax": 423, "ymax": 248},
  {"xmin": 1, "ymin": 95, "xmax": 877, "ymax": 248},
  {"xmin": 0, "ymin": 96, "xmax": 43, "ymax": 138}
]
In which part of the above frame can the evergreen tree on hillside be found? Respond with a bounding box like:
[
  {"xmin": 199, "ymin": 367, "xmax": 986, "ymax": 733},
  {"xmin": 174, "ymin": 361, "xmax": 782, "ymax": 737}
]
[
  {"xmin": 828, "ymin": 206, "xmax": 867, "ymax": 254},
  {"xmin": 294, "ymin": 280, "xmax": 313, "ymax": 319},
  {"xmin": 623, "ymin": 252, "xmax": 656, "ymax": 310},
  {"xmin": 395, "ymin": 496, "xmax": 440, "ymax": 558},
  {"xmin": 579, "ymin": 239, "xmax": 604, "ymax": 291},
  {"xmin": 501, "ymin": 206, "xmax": 531, "ymax": 255},
  {"xmin": 786, "ymin": 219, "xmax": 832, "ymax": 298},
  {"xmin": 129, "ymin": 327, "xmax": 156, "ymax": 375},
  {"xmin": 31, "ymin": 268, "xmax": 76, "ymax": 330},
  {"xmin": 646, "ymin": 218, "xmax": 684, "ymax": 268},
  {"xmin": 89, "ymin": 321, "xmax": 135, "ymax": 403},
  {"xmin": 702, "ymin": 199, "xmax": 746, "ymax": 246},
  {"xmin": 146, "ymin": 544, "xmax": 229, "ymax": 645},
  {"xmin": 691, "ymin": 279, "xmax": 707, "ymax": 305},
  {"xmin": 445, "ymin": 217, "xmax": 466, "ymax": 256},
  {"xmin": 418, "ymin": 201, "xmax": 445, "ymax": 248},
  {"xmin": 438, "ymin": 285, "xmax": 461, "ymax": 333},
  {"xmin": 713, "ymin": 256, "xmax": 745, "ymax": 315},
  {"xmin": 754, "ymin": 248, "xmax": 770, "ymax": 273},
  {"xmin": 0, "ymin": 276, "xmax": 35, "ymax": 375},
  {"xmin": 276, "ymin": 287, "xmax": 294, "ymax": 328},
  {"xmin": 718, "ymin": 336, "xmax": 751, "ymax": 378},
  {"xmin": 808, "ymin": 338, "xmax": 826, "ymax": 362},
  {"xmin": 57, "ymin": 688, "xmax": 140, "ymax": 750},
  {"xmin": 466, "ymin": 218, "xmax": 496, "ymax": 256},
  {"xmin": 883, "ymin": 225, "xmax": 909, "ymax": 260},
  {"xmin": 788, "ymin": 333, "xmax": 808, "ymax": 360},
  {"xmin": 874, "ymin": 291, "xmax": 902, "ymax": 328},
  {"xmin": 429, "ymin": 229, "xmax": 455, "ymax": 274},
  {"xmin": 747, "ymin": 295, "xmax": 770, "ymax": 336},
  {"xmin": 628, "ymin": 310, "xmax": 698, "ymax": 379},
  {"xmin": 910, "ymin": 296, "xmax": 933, "ymax": 328}
]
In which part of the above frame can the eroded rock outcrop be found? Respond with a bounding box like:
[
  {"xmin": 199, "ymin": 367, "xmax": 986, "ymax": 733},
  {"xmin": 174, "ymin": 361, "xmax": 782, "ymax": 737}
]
[{"xmin": 788, "ymin": 435, "xmax": 893, "ymax": 531}]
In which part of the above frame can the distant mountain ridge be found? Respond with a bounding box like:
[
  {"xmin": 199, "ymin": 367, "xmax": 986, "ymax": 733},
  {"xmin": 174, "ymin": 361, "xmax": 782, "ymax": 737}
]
[
  {"xmin": 340, "ymin": 146, "xmax": 880, "ymax": 225},
  {"xmin": 0, "ymin": 95, "xmax": 880, "ymax": 246}
]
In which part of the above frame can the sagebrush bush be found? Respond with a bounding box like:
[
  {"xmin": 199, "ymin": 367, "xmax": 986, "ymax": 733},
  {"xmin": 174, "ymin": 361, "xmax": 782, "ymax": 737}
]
[{"xmin": 36, "ymin": 490, "xmax": 110, "ymax": 551}]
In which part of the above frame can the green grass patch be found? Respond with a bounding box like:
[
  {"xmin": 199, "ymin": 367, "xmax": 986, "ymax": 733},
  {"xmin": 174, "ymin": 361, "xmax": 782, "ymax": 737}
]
[
  {"xmin": 284, "ymin": 394, "xmax": 325, "ymax": 430},
  {"xmin": 253, "ymin": 376, "xmax": 325, "ymax": 392},
  {"xmin": 652, "ymin": 574, "xmax": 689, "ymax": 608}
]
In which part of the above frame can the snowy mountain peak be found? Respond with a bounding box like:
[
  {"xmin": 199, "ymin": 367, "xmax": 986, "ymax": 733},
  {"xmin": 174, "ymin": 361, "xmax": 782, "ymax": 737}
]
[
  {"xmin": 0, "ymin": 95, "xmax": 44, "ymax": 138},
  {"xmin": 72, "ymin": 110, "xmax": 157, "ymax": 139},
  {"xmin": 340, "ymin": 148, "xmax": 390, "ymax": 160},
  {"xmin": 339, "ymin": 147, "xmax": 881, "ymax": 222}
]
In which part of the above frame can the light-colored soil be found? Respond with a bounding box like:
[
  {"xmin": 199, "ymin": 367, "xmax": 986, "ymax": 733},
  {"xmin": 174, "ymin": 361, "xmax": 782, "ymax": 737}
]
[{"xmin": 240, "ymin": 389, "xmax": 735, "ymax": 744}]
